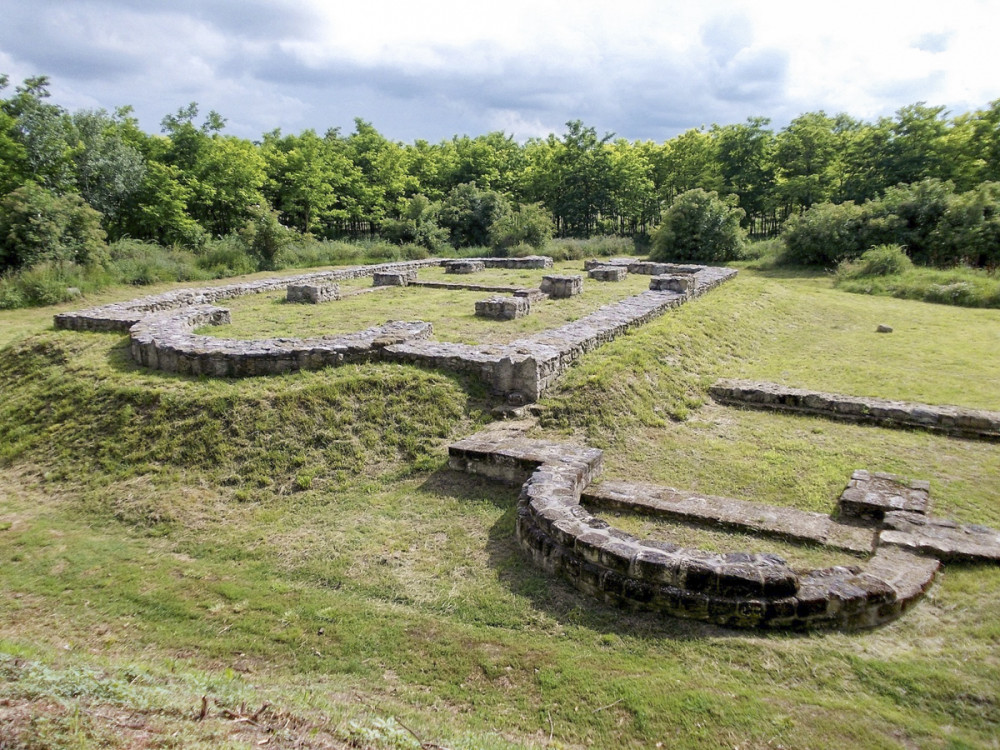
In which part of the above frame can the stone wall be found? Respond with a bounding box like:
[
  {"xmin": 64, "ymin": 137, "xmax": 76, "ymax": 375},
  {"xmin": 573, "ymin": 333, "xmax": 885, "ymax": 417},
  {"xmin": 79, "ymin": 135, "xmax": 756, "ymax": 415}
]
[
  {"xmin": 58, "ymin": 257, "xmax": 737, "ymax": 403},
  {"xmin": 54, "ymin": 259, "xmax": 442, "ymax": 333},
  {"xmin": 387, "ymin": 265, "xmax": 737, "ymax": 403},
  {"xmin": 448, "ymin": 429, "xmax": 956, "ymax": 630},
  {"xmin": 709, "ymin": 379, "xmax": 1000, "ymax": 439},
  {"xmin": 129, "ymin": 306, "xmax": 432, "ymax": 377}
]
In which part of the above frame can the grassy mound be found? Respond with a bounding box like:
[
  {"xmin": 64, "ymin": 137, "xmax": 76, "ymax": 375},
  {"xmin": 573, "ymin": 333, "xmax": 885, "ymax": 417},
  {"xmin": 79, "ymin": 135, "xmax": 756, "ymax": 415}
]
[{"xmin": 1, "ymin": 267, "xmax": 999, "ymax": 748}]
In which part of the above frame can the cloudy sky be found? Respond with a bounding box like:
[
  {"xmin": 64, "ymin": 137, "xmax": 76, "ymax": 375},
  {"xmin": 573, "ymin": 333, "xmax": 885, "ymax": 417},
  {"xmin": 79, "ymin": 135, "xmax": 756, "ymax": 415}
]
[{"xmin": 1, "ymin": 0, "xmax": 998, "ymax": 143}]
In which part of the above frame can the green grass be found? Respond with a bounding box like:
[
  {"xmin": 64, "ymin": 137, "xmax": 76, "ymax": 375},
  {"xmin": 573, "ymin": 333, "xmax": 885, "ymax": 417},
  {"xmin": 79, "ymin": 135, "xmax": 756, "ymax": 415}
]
[
  {"xmin": 836, "ymin": 264, "xmax": 1000, "ymax": 308},
  {"xmin": 1, "ymin": 264, "xmax": 999, "ymax": 748},
  {"xmin": 198, "ymin": 261, "xmax": 653, "ymax": 346}
]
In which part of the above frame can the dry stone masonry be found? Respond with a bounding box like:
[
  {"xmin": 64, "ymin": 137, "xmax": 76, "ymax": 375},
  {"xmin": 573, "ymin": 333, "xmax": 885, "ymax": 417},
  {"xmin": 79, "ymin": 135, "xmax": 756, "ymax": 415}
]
[
  {"xmin": 709, "ymin": 379, "xmax": 1000, "ymax": 439},
  {"xmin": 286, "ymin": 282, "xmax": 340, "ymax": 304},
  {"xmin": 444, "ymin": 260, "xmax": 486, "ymax": 274},
  {"xmin": 449, "ymin": 428, "xmax": 1000, "ymax": 630},
  {"xmin": 54, "ymin": 259, "xmax": 442, "ymax": 333},
  {"xmin": 539, "ymin": 275, "xmax": 583, "ymax": 299},
  {"xmin": 62, "ymin": 257, "xmax": 736, "ymax": 402},
  {"xmin": 475, "ymin": 296, "xmax": 531, "ymax": 320},
  {"xmin": 129, "ymin": 306, "xmax": 432, "ymax": 377},
  {"xmin": 649, "ymin": 274, "xmax": 696, "ymax": 294},
  {"xmin": 588, "ymin": 266, "xmax": 628, "ymax": 282}
]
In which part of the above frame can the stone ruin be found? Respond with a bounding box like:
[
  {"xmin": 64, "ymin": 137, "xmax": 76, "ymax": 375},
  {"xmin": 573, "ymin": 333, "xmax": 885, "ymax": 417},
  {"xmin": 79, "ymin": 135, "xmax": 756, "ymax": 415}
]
[
  {"xmin": 709, "ymin": 379, "xmax": 1000, "ymax": 440},
  {"xmin": 475, "ymin": 296, "xmax": 531, "ymax": 320},
  {"xmin": 56, "ymin": 256, "xmax": 737, "ymax": 404},
  {"xmin": 449, "ymin": 428, "xmax": 1000, "ymax": 630},
  {"xmin": 286, "ymin": 282, "xmax": 340, "ymax": 304},
  {"xmin": 539, "ymin": 274, "xmax": 583, "ymax": 299},
  {"xmin": 589, "ymin": 266, "xmax": 627, "ymax": 282},
  {"xmin": 53, "ymin": 253, "xmax": 1000, "ymax": 630}
]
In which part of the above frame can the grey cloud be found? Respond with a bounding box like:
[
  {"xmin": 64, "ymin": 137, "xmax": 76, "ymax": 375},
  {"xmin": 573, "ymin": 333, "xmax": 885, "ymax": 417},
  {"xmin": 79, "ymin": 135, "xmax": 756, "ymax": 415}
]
[
  {"xmin": 700, "ymin": 14, "xmax": 753, "ymax": 65},
  {"xmin": 712, "ymin": 48, "xmax": 788, "ymax": 103}
]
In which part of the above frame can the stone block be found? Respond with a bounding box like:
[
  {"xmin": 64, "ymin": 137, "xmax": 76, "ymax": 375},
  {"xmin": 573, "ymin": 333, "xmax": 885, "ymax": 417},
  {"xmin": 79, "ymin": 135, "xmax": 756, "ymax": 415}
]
[
  {"xmin": 540, "ymin": 274, "xmax": 583, "ymax": 299},
  {"xmin": 475, "ymin": 295, "xmax": 531, "ymax": 320},
  {"xmin": 286, "ymin": 282, "xmax": 340, "ymax": 303},
  {"xmin": 444, "ymin": 260, "xmax": 486, "ymax": 274},
  {"xmin": 373, "ymin": 271, "xmax": 415, "ymax": 287},
  {"xmin": 649, "ymin": 273, "xmax": 696, "ymax": 294},
  {"xmin": 838, "ymin": 470, "xmax": 930, "ymax": 521},
  {"xmin": 588, "ymin": 266, "xmax": 628, "ymax": 282}
]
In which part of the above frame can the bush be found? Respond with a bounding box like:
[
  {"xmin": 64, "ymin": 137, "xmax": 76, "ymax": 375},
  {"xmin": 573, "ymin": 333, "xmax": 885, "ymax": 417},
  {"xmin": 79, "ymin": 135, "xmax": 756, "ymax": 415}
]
[
  {"xmin": 836, "ymin": 244, "xmax": 913, "ymax": 279},
  {"xmin": 547, "ymin": 236, "xmax": 635, "ymax": 261},
  {"xmin": 380, "ymin": 195, "xmax": 447, "ymax": 250},
  {"xmin": 780, "ymin": 200, "xmax": 867, "ymax": 266},
  {"xmin": 108, "ymin": 239, "xmax": 207, "ymax": 285},
  {"xmin": 650, "ymin": 189, "xmax": 747, "ymax": 263},
  {"xmin": 0, "ymin": 183, "xmax": 108, "ymax": 271},
  {"xmin": 488, "ymin": 202, "xmax": 554, "ymax": 256},
  {"xmin": 196, "ymin": 235, "xmax": 257, "ymax": 277},
  {"xmin": 239, "ymin": 206, "xmax": 294, "ymax": 271},
  {"xmin": 438, "ymin": 183, "xmax": 510, "ymax": 248}
]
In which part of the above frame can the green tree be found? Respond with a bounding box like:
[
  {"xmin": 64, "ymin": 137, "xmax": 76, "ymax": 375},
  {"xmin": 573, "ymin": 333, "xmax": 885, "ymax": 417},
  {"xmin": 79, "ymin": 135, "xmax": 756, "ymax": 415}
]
[
  {"xmin": 262, "ymin": 129, "xmax": 360, "ymax": 234},
  {"xmin": 0, "ymin": 181, "xmax": 107, "ymax": 270},
  {"xmin": 2, "ymin": 75, "xmax": 76, "ymax": 191},
  {"xmin": 438, "ymin": 182, "xmax": 511, "ymax": 248},
  {"xmin": 70, "ymin": 108, "xmax": 147, "ymax": 237},
  {"xmin": 380, "ymin": 194, "xmax": 446, "ymax": 249},
  {"xmin": 774, "ymin": 111, "xmax": 839, "ymax": 213},
  {"xmin": 650, "ymin": 188, "xmax": 746, "ymax": 263},
  {"xmin": 711, "ymin": 117, "xmax": 775, "ymax": 234},
  {"xmin": 488, "ymin": 202, "xmax": 554, "ymax": 255}
]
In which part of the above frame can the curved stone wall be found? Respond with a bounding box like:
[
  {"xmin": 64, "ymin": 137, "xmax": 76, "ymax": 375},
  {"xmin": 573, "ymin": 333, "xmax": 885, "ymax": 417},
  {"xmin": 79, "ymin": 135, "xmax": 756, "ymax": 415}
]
[
  {"xmin": 709, "ymin": 379, "xmax": 1000, "ymax": 440},
  {"xmin": 448, "ymin": 430, "xmax": 954, "ymax": 630},
  {"xmin": 129, "ymin": 305, "xmax": 432, "ymax": 377},
  {"xmin": 56, "ymin": 257, "xmax": 738, "ymax": 403}
]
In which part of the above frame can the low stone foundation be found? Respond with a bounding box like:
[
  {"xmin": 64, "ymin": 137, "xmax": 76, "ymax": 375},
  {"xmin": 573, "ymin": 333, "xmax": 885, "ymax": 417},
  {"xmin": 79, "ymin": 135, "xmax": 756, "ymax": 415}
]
[
  {"xmin": 129, "ymin": 307, "xmax": 432, "ymax": 377},
  {"xmin": 448, "ymin": 428, "xmax": 999, "ymax": 629},
  {"xmin": 709, "ymin": 379, "xmax": 1000, "ymax": 439},
  {"xmin": 444, "ymin": 260, "xmax": 486, "ymax": 274},
  {"xmin": 286, "ymin": 283, "xmax": 340, "ymax": 304},
  {"xmin": 649, "ymin": 274, "xmax": 696, "ymax": 294},
  {"xmin": 589, "ymin": 266, "xmax": 627, "ymax": 282},
  {"xmin": 373, "ymin": 270, "xmax": 417, "ymax": 287},
  {"xmin": 475, "ymin": 296, "xmax": 530, "ymax": 320},
  {"xmin": 58, "ymin": 258, "xmax": 737, "ymax": 403},
  {"xmin": 54, "ymin": 259, "xmax": 441, "ymax": 333},
  {"xmin": 540, "ymin": 275, "xmax": 583, "ymax": 298}
]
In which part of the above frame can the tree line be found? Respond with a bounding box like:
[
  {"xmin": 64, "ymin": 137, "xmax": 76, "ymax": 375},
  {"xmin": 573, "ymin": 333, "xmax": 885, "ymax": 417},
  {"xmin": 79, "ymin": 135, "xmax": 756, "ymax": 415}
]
[{"xmin": 2, "ymin": 72, "xmax": 1000, "ymax": 274}]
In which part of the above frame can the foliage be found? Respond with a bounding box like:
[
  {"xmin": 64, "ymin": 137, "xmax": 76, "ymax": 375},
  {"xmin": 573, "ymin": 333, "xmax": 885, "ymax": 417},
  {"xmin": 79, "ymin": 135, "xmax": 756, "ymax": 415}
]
[
  {"xmin": 380, "ymin": 194, "xmax": 447, "ymax": 250},
  {"xmin": 0, "ymin": 182, "xmax": 107, "ymax": 270},
  {"xmin": 650, "ymin": 188, "xmax": 747, "ymax": 262},
  {"xmin": 438, "ymin": 182, "xmax": 511, "ymax": 248},
  {"xmin": 238, "ymin": 205, "xmax": 294, "ymax": 271},
  {"xmin": 487, "ymin": 201, "xmax": 553, "ymax": 255},
  {"xmin": 835, "ymin": 263, "xmax": 1000, "ymax": 308},
  {"xmin": 780, "ymin": 200, "xmax": 869, "ymax": 266},
  {"xmin": 836, "ymin": 244, "xmax": 913, "ymax": 279}
]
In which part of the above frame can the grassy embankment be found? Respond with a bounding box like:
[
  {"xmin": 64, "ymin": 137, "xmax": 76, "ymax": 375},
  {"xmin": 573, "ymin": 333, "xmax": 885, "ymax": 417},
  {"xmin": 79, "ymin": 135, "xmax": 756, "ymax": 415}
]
[{"xmin": 0, "ymin": 262, "xmax": 998, "ymax": 748}]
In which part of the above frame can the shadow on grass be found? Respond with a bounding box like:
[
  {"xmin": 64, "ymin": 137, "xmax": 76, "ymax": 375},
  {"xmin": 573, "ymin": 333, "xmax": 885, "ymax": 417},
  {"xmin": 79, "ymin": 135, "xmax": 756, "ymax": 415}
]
[{"xmin": 418, "ymin": 467, "xmax": 823, "ymax": 642}]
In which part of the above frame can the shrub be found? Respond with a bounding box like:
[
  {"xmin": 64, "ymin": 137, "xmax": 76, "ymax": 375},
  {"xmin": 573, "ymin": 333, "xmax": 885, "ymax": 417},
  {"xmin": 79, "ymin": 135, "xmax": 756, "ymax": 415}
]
[
  {"xmin": 837, "ymin": 244, "xmax": 913, "ymax": 279},
  {"xmin": 0, "ymin": 182, "xmax": 108, "ymax": 271},
  {"xmin": 438, "ymin": 183, "xmax": 511, "ymax": 248},
  {"xmin": 650, "ymin": 189, "xmax": 747, "ymax": 263},
  {"xmin": 780, "ymin": 200, "xmax": 867, "ymax": 266},
  {"xmin": 197, "ymin": 235, "xmax": 257, "ymax": 277},
  {"xmin": 488, "ymin": 202, "xmax": 554, "ymax": 256},
  {"xmin": 380, "ymin": 194, "xmax": 447, "ymax": 250},
  {"xmin": 239, "ymin": 206, "xmax": 294, "ymax": 271}
]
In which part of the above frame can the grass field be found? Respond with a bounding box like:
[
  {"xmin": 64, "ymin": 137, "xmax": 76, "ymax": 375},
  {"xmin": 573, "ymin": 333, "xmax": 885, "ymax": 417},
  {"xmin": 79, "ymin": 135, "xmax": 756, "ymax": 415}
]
[{"xmin": 1, "ymin": 262, "xmax": 998, "ymax": 748}]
